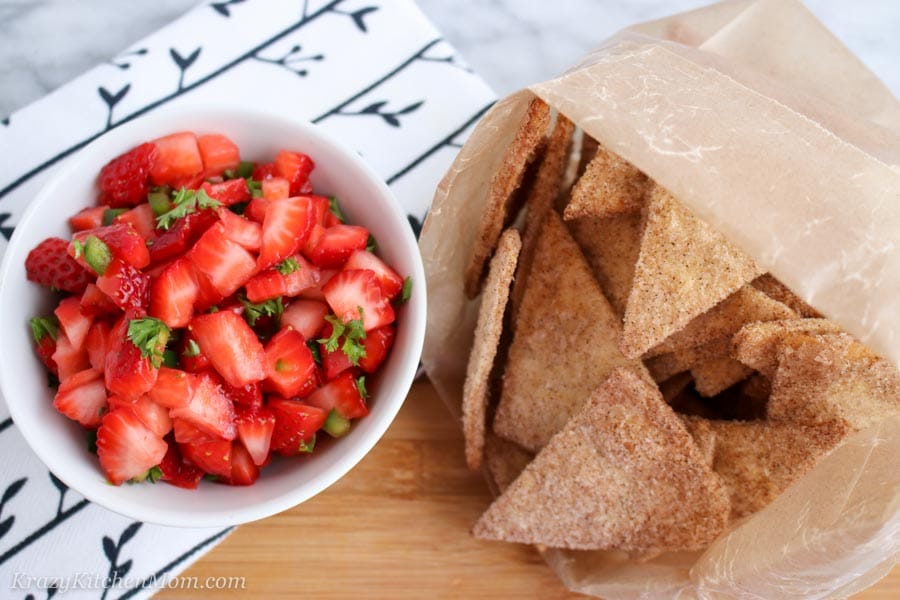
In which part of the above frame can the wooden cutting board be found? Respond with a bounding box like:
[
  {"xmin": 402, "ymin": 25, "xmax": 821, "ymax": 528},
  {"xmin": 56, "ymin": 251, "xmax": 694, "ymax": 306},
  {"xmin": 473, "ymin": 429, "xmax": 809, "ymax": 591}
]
[{"xmin": 157, "ymin": 381, "xmax": 899, "ymax": 599}]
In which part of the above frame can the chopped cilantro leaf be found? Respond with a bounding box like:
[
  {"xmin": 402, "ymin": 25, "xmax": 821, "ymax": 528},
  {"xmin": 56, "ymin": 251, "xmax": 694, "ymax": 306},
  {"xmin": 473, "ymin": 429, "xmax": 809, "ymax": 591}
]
[
  {"xmin": 307, "ymin": 339, "xmax": 322, "ymax": 365},
  {"xmin": 318, "ymin": 311, "xmax": 367, "ymax": 366},
  {"xmin": 239, "ymin": 295, "xmax": 283, "ymax": 327},
  {"xmin": 247, "ymin": 178, "xmax": 264, "ymax": 199},
  {"xmin": 366, "ymin": 234, "xmax": 378, "ymax": 253},
  {"xmin": 328, "ymin": 196, "xmax": 345, "ymax": 223},
  {"xmin": 127, "ymin": 317, "xmax": 171, "ymax": 368},
  {"xmin": 155, "ymin": 187, "xmax": 222, "ymax": 230},
  {"xmin": 183, "ymin": 339, "xmax": 201, "ymax": 357},
  {"xmin": 277, "ymin": 257, "xmax": 301, "ymax": 275},
  {"xmin": 29, "ymin": 315, "xmax": 59, "ymax": 342}
]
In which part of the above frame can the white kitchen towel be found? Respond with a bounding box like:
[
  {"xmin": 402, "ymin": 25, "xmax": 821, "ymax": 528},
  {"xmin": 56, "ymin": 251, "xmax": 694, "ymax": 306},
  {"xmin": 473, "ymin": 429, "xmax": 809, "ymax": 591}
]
[{"xmin": 0, "ymin": 1, "xmax": 495, "ymax": 598}]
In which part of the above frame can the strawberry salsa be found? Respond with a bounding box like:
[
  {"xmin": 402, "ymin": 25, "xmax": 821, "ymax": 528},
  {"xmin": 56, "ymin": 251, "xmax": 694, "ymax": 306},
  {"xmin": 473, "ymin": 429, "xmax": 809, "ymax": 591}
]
[{"xmin": 24, "ymin": 131, "xmax": 411, "ymax": 487}]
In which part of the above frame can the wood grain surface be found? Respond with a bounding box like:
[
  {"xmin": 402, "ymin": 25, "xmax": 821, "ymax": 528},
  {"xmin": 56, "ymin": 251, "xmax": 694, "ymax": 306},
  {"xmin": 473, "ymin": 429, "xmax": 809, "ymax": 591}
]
[{"xmin": 157, "ymin": 380, "xmax": 899, "ymax": 599}]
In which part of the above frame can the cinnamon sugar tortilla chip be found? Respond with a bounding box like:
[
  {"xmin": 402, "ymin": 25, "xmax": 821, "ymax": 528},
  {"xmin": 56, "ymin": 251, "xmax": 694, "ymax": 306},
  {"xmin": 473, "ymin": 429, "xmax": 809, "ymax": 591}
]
[
  {"xmin": 751, "ymin": 274, "xmax": 822, "ymax": 318},
  {"xmin": 493, "ymin": 213, "xmax": 649, "ymax": 452},
  {"xmin": 483, "ymin": 434, "xmax": 534, "ymax": 494},
  {"xmin": 767, "ymin": 333, "xmax": 900, "ymax": 431},
  {"xmin": 464, "ymin": 98, "xmax": 551, "ymax": 298},
  {"xmin": 462, "ymin": 229, "xmax": 522, "ymax": 470},
  {"xmin": 682, "ymin": 417, "xmax": 850, "ymax": 520},
  {"xmin": 645, "ymin": 337, "xmax": 731, "ymax": 383},
  {"xmin": 659, "ymin": 371, "xmax": 694, "ymax": 403},
  {"xmin": 563, "ymin": 147, "xmax": 649, "ymax": 220},
  {"xmin": 620, "ymin": 185, "xmax": 763, "ymax": 358},
  {"xmin": 691, "ymin": 357, "xmax": 754, "ymax": 397},
  {"xmin": 475, "ymin": 369, "xmax": 730, "ymax": 553},
  {"xmin": 648, "ymin": 286, "xmax": 797, "ymax": 357},
  {"xmin": 732, "ymin": 318, "xmax": 842, "ymax": 378}
]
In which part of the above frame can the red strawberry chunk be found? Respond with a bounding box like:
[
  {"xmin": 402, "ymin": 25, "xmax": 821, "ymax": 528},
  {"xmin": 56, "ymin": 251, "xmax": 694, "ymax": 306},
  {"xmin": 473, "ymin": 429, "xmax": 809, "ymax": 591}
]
[
  {"xmin": 308, "ymin": 225, "xmax": 369, "ymax": 269},
  {"xmin": 52, "ymin": 332, "xmax": 90, "ymax": 382},
  {"xmin": 97, "ymin": 407, "xmax": 168, "ymax": 485},
  {"xmin": 322, "ymin": 269, "xmax": 395, "ymax": 331},
  {"xmin": 149, "ymin": 132, "xmax": 203, "ymax": 186},
  {"xmin": 307, "ymin": 195, "xmax": 331, "ymax": 227},
  {"xmin": 258, "ymin": 196, "xmax": 315, "ymax": 270},
  {"xmin": 168, "ymin": 372, "xmax": 237, "ymax": 440},
  {"xmin": 302, "ymin": 222, "xmax": 326, "ymax": 259},
  {"xmin": 25, "ymin": 237, "xmax": 92, "ymax": 294},
  {"xmin": 80, "ymin": 283, "xmax": 120, "ymax": 317},
  {"xmin": 235, "ymin": 406, "xmax": 275, "ymax": 466},
  {"xmin": 85, "ymin": 321, "xmax": 111, "ymax": 371},
  {"xmin": 72, "ymin": 223, "xmax": 150, "ymax": 270},
  {"xmin": 98, "ymin": 142, "xmax": 156, "ymax": 208},
  {"xmin": 344, "ymin": 250, "xmax": 403, "ymax": 299},
  {"xmin": 104, "ymin": 318, "xmax": 158, "ymax": 400},
  {"xmin": 269, "ymin": 398, "xmax": 327, "ymax": 456},
  {"xmin": 359, "ymin": 325, "xmax": 395, "ymax": 374},
  {"xmin": 264, "ymin": 327, "xmax": 317, "ymax": 398},
  {"xmin": 109, "ymin": 395, "xmax": 173, "ymax": 437},
  {"xmin": 298, "ymin": 268, "xmax": 338, "ymax": 301},
  {"xmin": 96, "ymin": 259, "xmax": 150, "ymax": 314},
  {"xmin": 224, "ymin": 442, "xmax": 259, "ymax": 485},
  {"xmin": 218, "ymin": 207, "xmax": 262, "ymax": 251},
  {"xmin": 245, "ymin": 197, "xmax": 270, "ymax": 223},
  {"xmin": 307, "ymin": 371, "xmax": 368, "ymax": 419},
  {"xmin": 221, "ymin": 380, "xmax": 262, "ymax": 409},
  {"xmin": 189, "ymin": 222, "xmax": 257, "ymax": 297},
  {"xmin": 189, "ymin": 311, "xmax": 267, "ymax": 387},
  {"xmin": 320, "ymin": 329, "xmax": 353, "ymax": 381},
  {"xmin": 32, "ymin": 325, "xmax": 58, "ymax": 376},
  {"xmin": 173, "ymin": 418, "xmax": 211, "ymax": 444},
  {"xmin": 149, "ymin": 208, "xmax": 218, "ymax": 264},
  {"xmin": 149, "ymin": 258, "xmax": 199, "ymax": 328},
  {"xmin": 275, "ymin": 150, "xmax": 315, "ymax": 195},
  {"xmin": 180, "ymin": 436, "xmax": 233, "ymax": 479},
  {"xmin": 148, "ymin": 367, "xmax": 196, "ymax": 408},
  {"xmin": 158, "ymin": 443, "xmax": 204, "ymax": 489},
  {"xmin": 252, "ymin": 162, "xmax": 277, "ymax": 181},
  {"xmin": 202, "ymin": 178, "xmax": 250, "ymax": 206},
  {"xmin": 53, "ymin": 368, "xmax": 107, "ymax": 427},
  {"xmin": 197, "ymin": 134, "xmax": 240, "ymax": 177},
  {"xmin": 261, "ymin": 177, "xmax": 290, "ymax": 200},
  {"xmin": 69, "ymin": 206, "xmax": 106, "ymax": 231},
  {"xmin": 179, "ymin": 329, "xmax": 211, "ymax": 373},
  {"xmin": 54, "ymin": 296, "xmax": 93, "ymax": 350},
  {"xmin": 281, "ymin": 299, "xmax": 329, "ymax": 340},
  {"xmin": 245, "ymin": 256, "xmax": 320, "ymax": 303},
  {"xmin": 115, "ymin": 203, "xmax": 156, "ymax": 241}
]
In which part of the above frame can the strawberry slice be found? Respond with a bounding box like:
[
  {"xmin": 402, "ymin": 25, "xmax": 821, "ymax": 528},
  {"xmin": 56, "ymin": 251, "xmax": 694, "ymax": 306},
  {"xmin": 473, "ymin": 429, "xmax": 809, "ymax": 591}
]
[
  {"xmin": 245, "ymin": 197, "xmax": 271, "ymax": 223},
  {"xmin": 98, "ymin": 142, "xmax": 156, "ymax": 208},
  {"xmin": 158, "ymin": 442, "xmax": 204, "ymax": 489},
  {"xmin": 30, "ymin": 316, "xmax": 59, "ymax": 376},
  {"xmin": 173, "ymin": 418, "xmax": 211, "ymax": 444},
  {"xmin": 358, "ymin": 325, "xmax": 395, "ymax": 374},
  {"xmin": 69, "ymin": 206, "xmax": 106, "ymax": 231},
  {"xmin": 322, "ymin": 269, "xmax": 395, "ymax": 331},
  {"xmin": 96, "ymin": 407, "xmax": 168, "ymax": 485},
  {"xmin": 148, "ymin": 367, "xmax": 196, "ymax": 409},
  {"xmin": 189, "ymin": 222, "xmax": 257, "ymax": 297},
  {"xmin": 202, "ymin": 178, "xmax": 250, "ymax": 206},
  {"xmin": 71, "ymin": 223, "xmax": 150, "ymax": 270},
  {"xmin": 115, "ymin": 203, "xmax": 156, "ymax": 241},
  {"xmin": 275, "ymin": 150, "xmax": 315, "ymax": 195},
  {"xmin": 245, "ymin": 255, "xmax": 320, "ymax": 303},
  {"xmin": 281, "ymin": 299, "xmax": 329, "ymax": 340},
  {"xmin": 189, "ymin": 311, "xmax": 267, "ymax": 388},
  {"xmin": 264, "ymin": 327, "xmax": 317, "ymax": 398},
  {"xmin": 344, "ymin": 250, "xmax": 404, "ymax": 299},
  {"xmin": 262, "ymin": 177, "xmax": 290, "ymax": 200},
  {"xmin": 180, "ymin": 435, "xmax": 233, "ymax": 479},
  {"xmin": 268, "ymin": 398, "xmax": 327, "ymax": 456},
  {"xmin": 298, "ymin": 268, "xmax": 338, "ymax": 301},
  {"xmin": 150, "ymin": 132, "xmax": 203, "ymax": 186},
  {"xmin": 80, "ymin": 283, "xmax": 120, "ymax": 318},
  {"xmin": 25, "ymin": 237, "xmax": 93, "ymax": 294},
  {"xmin": 85, "ymin": 320, "xmax": 111, "ymax": 372},
  {"xmin": 149, "ymin": 258, "xmax": 199, "ymax": 328},
  {"xmin": 197, "ymin": 134, "xmax": 240, "ymax": 177},
  {"xmin": 252, "ymin": 162, "xmax": 277, "ymax": 181},
  {"xmin": 168, "ymin": 372, "xmax": 237, "ymax": 440},
  {"xmin": 302, "ymin": 223, "xmax": 327, "ymax": 260},
  {"xmin": 52, "ymin": 332, "xmax": 90, "ymax": 382},
  {"xmin": 258, "ymin": 196, "xmax": 315, "ymax": 270},
  {"xmin": 179, "ymin": 329, "xmax": 211, "ymax": 373},
  {"xmin": 96, "ymin": 259, "xmax": 150, "ymax": 314},
  {"xmin": 149, "ymin": 208, "xmax": 219, "ymax": 264},
  {"xmin": 53, "ymin": 368, "xmax": 107, "ymax": 427},
  {"xmin": 54, "ymin": 296, "xmax": 93, "ymax": 351},
  {"xmin": 235, "ymin": 406, "xmax": 276, "ymax": 466},
  {"xmin": 218, "ymin": 207, "xmax": 262, "ymax": 251},
  {"xmin": 221, "ymin": 380, "xmax": 263, "ymax": 409},
  {"xmin": 307, "ymin": 195, "xmax": 331, "ymax": 227},
  {"xmin": 224, "ymin": 442, "xmax": 260, "ymax": 485},
  {"xmin": 307, "ymin": 225, "xmax": 369, "ymax": 270},
  {"xmin": 108, "ymin": 395, "xmax": 173, "ymax": 437},
  {"xmin": 307, "ymin": 371, "xmax": 368, "ymax": 419},
  {"xmin": 104, "ymin": 318, "xmax": 159, "ymax": 400}
]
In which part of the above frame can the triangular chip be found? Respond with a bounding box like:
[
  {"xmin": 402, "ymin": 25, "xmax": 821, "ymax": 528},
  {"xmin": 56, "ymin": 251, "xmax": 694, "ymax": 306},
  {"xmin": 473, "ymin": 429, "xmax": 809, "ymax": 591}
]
[
  {"xmin": 647, "ymin": 286, "xmax": 797, "ymax": 357},
  {"xmin": 621, "ymin": 185, "xmax": 763, "ymax": 358},
  {"xmin": 682, "ymin": 417, "xmax": 849, "ymax": 520},
  {"xmin": 691, "ymin": 357, "xmax": 754, "ymax": 397},
  {"xmin": 568, "ymin": 212, "xmax": 643, "ymax": 318},
  {"xmin": 646, "ymin": 337, "xmax": 731, "ymax": 383},
  {"xmin": 751, "ymin": 274, "xmax": 821, "ymax": 318},
  {"xmin": 767, "ymin": 333, "xmax": 900, "ymax": 431},
  {"xmin": 483, "ymin": 434, "xmax": 533, "ymax": 494},
  {"xmin": 475, "ymin": 369, "xmax": 730, "ymax": 552},
  {"xmin": 493, "ymin": 212, "xmax": 649, "ymax": 451},
  {"xmin": 732, "ymin": 318, "xmax": 842, "ymax": 378},
  {"xmin": 462, "ymin": 228, "xmax": 522, "ymax": 470},
  {"xmin": 464, "ymin": 98, "xmax": 551, "ymax": 298},
  {"xmin": 659, "ymin": 371, "xmax": 693, "ymax": 403},
  {"xmin": 563, "ymin": 147, "xmax": 649, "ymax": 220}
]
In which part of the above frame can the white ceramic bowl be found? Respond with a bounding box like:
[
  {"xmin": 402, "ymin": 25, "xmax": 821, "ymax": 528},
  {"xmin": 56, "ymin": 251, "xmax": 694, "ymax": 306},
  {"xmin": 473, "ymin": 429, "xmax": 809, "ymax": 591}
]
[{"xmin": 0, "ymin": 107, "xmax": 426, "ymax": 527}]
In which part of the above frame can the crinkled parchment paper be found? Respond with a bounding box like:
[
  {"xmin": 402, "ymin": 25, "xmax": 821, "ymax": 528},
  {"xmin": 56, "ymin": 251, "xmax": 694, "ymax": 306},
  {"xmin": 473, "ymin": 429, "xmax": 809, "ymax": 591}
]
[{"xmin": 419, "ymin": 0, "xmax": 900, "ymax": 597}]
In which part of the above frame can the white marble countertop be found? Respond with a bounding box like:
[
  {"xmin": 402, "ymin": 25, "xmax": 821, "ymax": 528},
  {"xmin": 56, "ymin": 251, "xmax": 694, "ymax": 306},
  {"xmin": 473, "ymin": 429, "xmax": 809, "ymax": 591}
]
[{"xmin": 1, "ymin": 0, "xmax": 897, "ymax": 118}]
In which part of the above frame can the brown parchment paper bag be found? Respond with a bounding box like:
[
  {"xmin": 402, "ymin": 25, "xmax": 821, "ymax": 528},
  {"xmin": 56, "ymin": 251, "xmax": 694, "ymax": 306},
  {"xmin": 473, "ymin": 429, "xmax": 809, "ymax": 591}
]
[{"xmin": 419, "ymin": 0, "xmax": 900, "ymax": 597}]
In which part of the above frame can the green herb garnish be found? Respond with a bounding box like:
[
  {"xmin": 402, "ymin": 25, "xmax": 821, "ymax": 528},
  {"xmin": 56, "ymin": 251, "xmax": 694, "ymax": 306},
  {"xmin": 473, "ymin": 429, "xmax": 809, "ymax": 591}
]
[
  {"xmin": 127, "ymin": 317, "xmax": 171, "ymax": 368},
  {"xmin": 239, "ymin": 295, "xmax": 283, "ymax": 327},
  {"xmin": 30, "ymin": 315, "xmax": 59, "ymax": 342},
  {"xmin": 155, "ymin": 187, "xmax": 221, "ymax": 230},
  {"xmin": 328, "ymin": 196, "xmax": 345, "ymax": 223},
  {"xmin": 277, "ymin": 257, "xmax": 301, "ymax": 276},
  {"xmin": 318, "ymin": 310, "xmax": 367, "ymax": 366}
]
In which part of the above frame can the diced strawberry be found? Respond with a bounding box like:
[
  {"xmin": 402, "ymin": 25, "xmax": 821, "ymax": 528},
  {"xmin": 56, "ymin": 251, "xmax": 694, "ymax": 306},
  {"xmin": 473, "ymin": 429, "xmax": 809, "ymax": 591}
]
[
  {"xmin": 224, "ymin": 442, "xmax": 259, "ymax": 485},
  {"xmin": 80, "ymin": 283, "xmax": 120, "ymax": 318},
  {"xmin": 262, "ymin": 177, "xmax": 290, "ymax": 200},
  {"xmin": 54, "ymin": 296, "xmax": 93, "ymax": 350},
  {"xmin": 25, "ymin": 237, "xmax": 93, "ymax": 294},
  {"xmin": 258, "ymin": 196, "xmax": 315, "ymax": 270},
  {"xmin": 274, "ymin": 150, "xmax": 315, "ymax": 195},
  {"xmin": 307, "ymin": 195, "xmax": 331, "ymax": 227},
  {"xmin": 71, "ymin": 222, "xmax": 150, "ymax": 270},
  {"xmin": 108, "ymin": 395, "xmax": 172, "ymax": 437},
  {"xmin": 268, "ymin": 398, "xmax": 327, "ymax": 456},
  {"xmin": 168, "ymin": 372, "xmax": 237, "ymax": 440},
  {"xmin": 358, "ymin": 325, "xmax": 395, "ymax": 374},
  {"xmin": 322, "ymin": 269, "xmax": 395, "ymax": 331},
  {"xmin": 173, "ymin": 418, "xmax": 210, "ymax": 444},
  {"xmin": 85, "ymin": 321, "xmax": 111, "ymax": 371},
  {"xmin": 324, "ymin": 210, "xmax": 343, "ymax": 228},
  {"xmin": 235, "ymin": 406, "xmax": 275, "ymax": 466},
  {"xmin": 52, "ymin": 332, "xmax": 90, "ymax": 382},
  {"xmin": 301, "ymin": 223, "xmax": 326, "ymax": 260},
  {"xmin": 149, "ymin": 258, "xmax": 199, "ymax": 328},
  {"xmin": 245, "ymin": 256, "xmax": 320, "ymax": 303},
  {"xmin": 30, "ymin": 316, "xmax": 59, "ymax": 376},
  {"xmin": 149, "ymin": 208, "xmax": 219, "ymax": 264},
  {"xmin": 148, "ymin": 367, "xmax": 196, "ymax": 408},
  {"xmin": 115, "ymin": 203, "xmax": 156, "ymax": 241},
  {"xmin": 218, "ymin": 207, "xmax": 262, "ymax": 251},
  {"xmin": 189, "ymin": 222, "xmax": 257, "ymax": 297},
  {"xmin": 158, "ymin": 442, "xmax": 204, "ymax": 489},
  {"xmin": 179, "ymin": 329, "xmax": 211, "ymax": 373},
  {"xmin": 243, "ymin": 270, "xmax": 284, "ymax": 304},
  {"xmin": 221, "ymin": 380, "xmax": 262, "ymax": 409},
  {"xmin": 197, "ymin": 134, "xmax": 240, "ymax": 177},
  {"xmin": 150, "ymin": 132, "xmax": 203, "ymax": 186},
  {"xmin": 96, "ymin": 259, "xmax": 150, "ymax": 314},
  {"xmin": 308, "ymin": 225, "xmax": 369, "ymax": 269},
  {"xmin": 245, "ymin": 197, "xmax": 270, "ymax": 223},
  {"xmin": 69, "ymin": 206, "xmax": 106, "ymax": 231},
  {"xmin": 189, "ymin": 311, "xmax": 267, "ymax": 387},
  {"xmin": 281, "ymin": 299, "xmax": 329, "ymax": 340},
  {"xmin": 98, "ymin": 142, "xmax": 156, "ymax": 208},
  {"xmin": 96, "ymin": 407, "xmax": 168, "ymax": 485},
  {"xmin": 202, "ymin": 178, "xmax": 250, "ymax": 206},
  {"xmin": 307, "ymin": 371, "xmax": 368, "ymax": 419},
  {"xmin": 298, "ymin": 268, "xmax": 338, "ymax": 301},
  {"xmin": 264, "ymin": 327, "xmax": 317, "ymax": 398},
  {"xmin": 53, "ymin": 368, "xmax": 107, "ymax": 427},
  {"xmin": 104, "ymin": 318, "xmax": 158, "ymax": 400},
  {"xmin": 191, "ymin": 267, "xmax": 226, "ymax": 312},
  {"xmin": 320, "ymin": 327, "xmax": 353, "ymax": 381},
  {"xmin": 344, "ymin": 250, "xmax": 403, "ymax": 299},
  {"xmin": 180, "ymin": 435, "xmax": 233, "ymax": 479},
  {"xmin": 252, "ymin": 162, "xmax": 277, "ymax": 181}
]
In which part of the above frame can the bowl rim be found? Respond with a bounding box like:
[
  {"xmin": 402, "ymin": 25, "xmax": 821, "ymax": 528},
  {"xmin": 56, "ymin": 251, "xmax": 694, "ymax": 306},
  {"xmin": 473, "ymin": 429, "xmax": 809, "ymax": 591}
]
[{"xmin": 0, "ymin": 104, "xmax": 427, "ymax": 527}]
